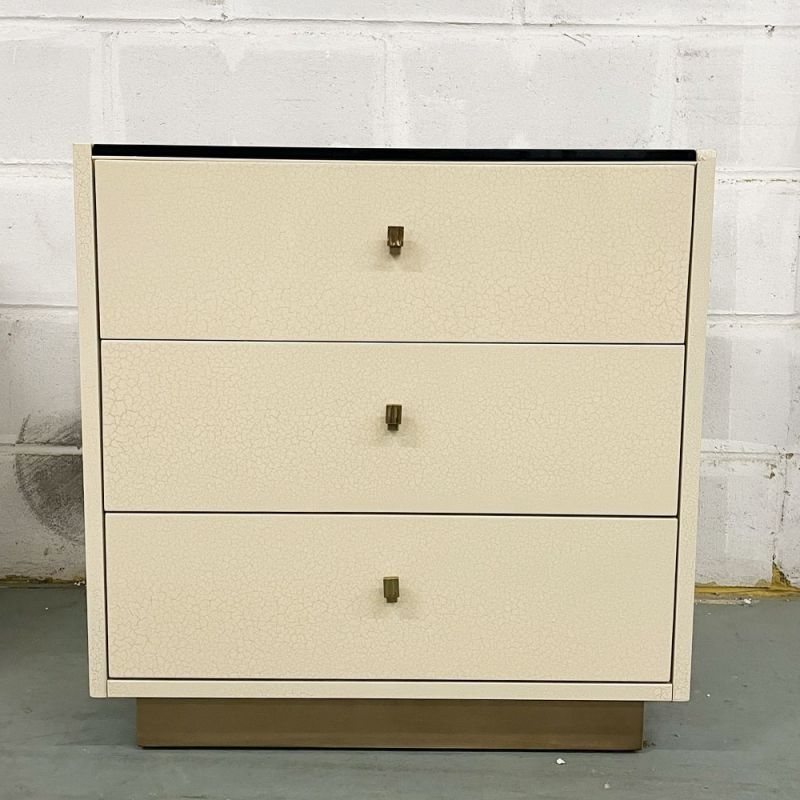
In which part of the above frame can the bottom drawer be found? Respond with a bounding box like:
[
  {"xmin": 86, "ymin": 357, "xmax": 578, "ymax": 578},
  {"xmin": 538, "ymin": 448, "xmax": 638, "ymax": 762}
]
[{"xmin": 105, "ymin": 514, "xmax": 677, "ymax": 683}]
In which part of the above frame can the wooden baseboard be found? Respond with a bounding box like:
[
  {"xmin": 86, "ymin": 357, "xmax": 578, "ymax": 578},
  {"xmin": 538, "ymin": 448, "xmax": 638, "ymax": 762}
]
[{"xmin": 136, "ymin": 698, "xmax": 644, "ymax": 750}]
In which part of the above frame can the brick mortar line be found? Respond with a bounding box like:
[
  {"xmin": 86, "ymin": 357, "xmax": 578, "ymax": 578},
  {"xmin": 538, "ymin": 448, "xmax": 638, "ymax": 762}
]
[
  {"xmin": 0, "ymin": 443, "xmax": 81, "ymax": 455},
  {"xmin": 376, "ymin": 36, "xmax": 389, "ymax": 148},
  {"xmin": 718, "ymin": 170, "xmax": 800, "ymax": 179},
  {"xmin": 700, "ymin": 451, "xmax": 791, "ymax": 460},
  {"xmin": 0, "ymin": 164, "xmax": 73, "ymax": 177},
  {"xmin": 100, "ymin": 31, "xmax": 117, "ymax": 138},
  {"xmin": 708, "ymin": 313, "xmax": 800, "ymax": 324},
  {"xmin": 0, "ymin": 17, "xmax": 799, "ymax": 33},
  {"xmin": 0, "ymin": 304, "xmax": 78, "ymax": 311}
]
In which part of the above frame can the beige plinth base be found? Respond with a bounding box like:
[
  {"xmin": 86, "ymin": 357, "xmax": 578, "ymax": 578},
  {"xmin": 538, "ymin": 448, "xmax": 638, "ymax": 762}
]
[{"xmin": 136, "ymin": 698, "xmax": 644, "ymax": 750}]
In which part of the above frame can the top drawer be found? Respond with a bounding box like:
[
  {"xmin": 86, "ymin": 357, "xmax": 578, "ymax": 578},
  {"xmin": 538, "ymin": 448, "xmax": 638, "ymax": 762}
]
[{"xmin": 95, "ymin": 159, "xmax": 694, "ymax": 343}]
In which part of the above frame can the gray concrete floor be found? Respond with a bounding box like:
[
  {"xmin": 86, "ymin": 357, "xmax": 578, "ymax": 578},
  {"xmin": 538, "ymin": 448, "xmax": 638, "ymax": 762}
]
[{"xmin": 0, "ymin": 587, "xmax": 797, "ymax": 800}]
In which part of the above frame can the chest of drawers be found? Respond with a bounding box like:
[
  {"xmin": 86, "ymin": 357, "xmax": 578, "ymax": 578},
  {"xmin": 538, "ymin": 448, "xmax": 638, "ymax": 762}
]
[{"xmin": 74, "ymin": 145, "xmax": 714, "ymax": 749}]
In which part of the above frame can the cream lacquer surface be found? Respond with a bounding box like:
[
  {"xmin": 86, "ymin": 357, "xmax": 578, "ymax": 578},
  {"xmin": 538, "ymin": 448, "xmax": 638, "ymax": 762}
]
[
  {"xmin": 672, "ymin": 151, "xmax": 716, "ymax": 699},
  {"xmin": 94, "ymin": 159, "xmax": 694, "ymax": 343},
  {"xmin": 105, "ymin": 514, "xmax": 678, "ymax": 682},
  {"xmin": 73, "ymin": 146, "xmax": 107, "ymax": 696},
  {"xmin": 76, "ymin": 149, "xmax": 714, "ymax": 701},
  {"xmin": 100, "ymin": 341, "xmax": 684, "ymax": 515},
  {"xmin": 107, "ymin": 680, "xmax": 674, "ymax": 701}
]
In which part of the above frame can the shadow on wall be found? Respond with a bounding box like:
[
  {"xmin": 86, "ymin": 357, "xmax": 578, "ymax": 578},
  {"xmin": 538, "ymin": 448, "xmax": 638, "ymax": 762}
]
[{"xmin": 14, "ymin": 411, "xmax": 83, "ymax": 544}]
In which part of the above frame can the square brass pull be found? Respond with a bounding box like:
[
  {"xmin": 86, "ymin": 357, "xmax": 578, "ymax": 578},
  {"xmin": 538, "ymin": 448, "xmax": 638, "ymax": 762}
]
[
  {"xmin": 383, "ymin": 576, "xmax": 400, "ymax": 603},
  {"xmin": 387, "ymin": 225, "xmax": 404, "ymax": 255},
  {"xmin": 385, "ymin": 404, "xmax": 402, "ymax": 431}
]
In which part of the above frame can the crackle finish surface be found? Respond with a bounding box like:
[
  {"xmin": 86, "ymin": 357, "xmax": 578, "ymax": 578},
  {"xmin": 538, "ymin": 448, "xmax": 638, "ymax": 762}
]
[
  {"xmin": 100, "ymin": 341, "xmax": 685, "ymax": 515},
  {"xmin": 72, "ymin": 146, "xmax": 107, "ymax": 696},
  {"xmin": 75, "ymin": 148, "xmax": 715, "ymax": 702},
  {"xmin": 105, "ymin": 514, "xmax": 678, "ymax": 682},
  {"xmin": 672, "ymin": 152, "xmax": 716, "ymax": 699},
  {"xmin": 94, "ymin": 160, "xmax": 694, "ymax": 343}
]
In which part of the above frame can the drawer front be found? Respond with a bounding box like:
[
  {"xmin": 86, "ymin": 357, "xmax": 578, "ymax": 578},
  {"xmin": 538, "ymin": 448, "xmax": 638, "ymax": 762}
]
[
  {"xmin": 101, "ymin": 341, "xmax": 683, "ymax": 515},
  {"xmin": 95, "ymin": 159, "xmax": 694, "ymax": 343},
  {"xmin": 105, "ymin": 514, "xmax": 677, "ymax": 682}
]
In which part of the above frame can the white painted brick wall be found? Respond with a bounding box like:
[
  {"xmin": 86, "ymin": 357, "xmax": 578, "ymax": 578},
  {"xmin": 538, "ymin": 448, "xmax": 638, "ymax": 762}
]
[
  {"xmin": 697, "ymin": 454, "xmax": 783, "ymax": 586},
  {"xmin": 0, "ymin": 33, "xmax": 104, "ymax": 162},
  {"xmin": 113, "ymin": 32, "xmax": 385, "ymax": 146},
  {"xmin": 0, "ymin": 173, "xmax": 76, "ymax": 306},
  {"xmin": 525, "ymin": 2, "xmax": 800, "ymax": 27},
  {"xmin": 0, "ymin": 309, "xmax": 80, "ymax": 447},
  {"xmin": 709, "ymin": 178, "xmax": 800, "ymax": 315},
  {"xmin": 777, "ymin": 457, "xmax": 800, "ymax": 585},
  {"xmin": 393, "ymin": 32, "xmax": 679, "ymax": 149},
  {"xmin": 228, "ymin": 1, "xmax": 515, "ymax": 23},
  {"xmin": 0, "ymin": 4, "xmax": 798, "ymax": 584},
  {"xmin": 703, "ymin": 322, "xmax": 798, "ymax": 452},
  {"xmin": 673, "ymin": 33, "xmax": 800, "ymax": 171},
  {"xmin": 2, "ymin": 2, "xmax": 225, "ymax": 20}
]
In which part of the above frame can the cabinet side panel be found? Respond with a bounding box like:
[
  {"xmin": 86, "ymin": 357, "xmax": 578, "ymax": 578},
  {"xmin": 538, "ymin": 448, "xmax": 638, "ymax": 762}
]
[
  {"xmin": 672, "ymin": 152, "xmax": 715, "ymax": 700},
  {"xmin": 73, "ymin": 145, "xmax": 107, "ymax": 696}
]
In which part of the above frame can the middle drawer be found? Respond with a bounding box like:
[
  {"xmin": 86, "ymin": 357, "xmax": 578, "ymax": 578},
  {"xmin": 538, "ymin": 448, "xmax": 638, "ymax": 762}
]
[{"xmin": 101, "ymin": 341, "xmax": 684, "ymax": 515}]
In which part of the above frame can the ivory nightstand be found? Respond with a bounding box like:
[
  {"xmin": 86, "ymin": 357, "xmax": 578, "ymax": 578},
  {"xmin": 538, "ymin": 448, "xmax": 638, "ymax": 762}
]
[{"xmin": 74, "ymin": 145, "xmax": 714, "ymax": 749}]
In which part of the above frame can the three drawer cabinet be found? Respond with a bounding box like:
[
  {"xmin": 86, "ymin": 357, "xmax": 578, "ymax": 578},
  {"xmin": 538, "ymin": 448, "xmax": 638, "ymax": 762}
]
[{"xmin": 74, "ymin": 145, "xmax": 715, "ymax": 750}]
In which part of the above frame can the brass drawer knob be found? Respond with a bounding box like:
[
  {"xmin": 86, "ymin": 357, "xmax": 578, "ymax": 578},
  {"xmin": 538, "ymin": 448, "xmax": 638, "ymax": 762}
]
[
  {"xmin": 385, "ymin": 404, "xmax": 402, "ymax": 431},
  {"xmin": 387, "ymin": 225, "xmax": 404, "ymax": 255},
  {"xmin": 383, "ymin": 576, "xmax": 400, "ymax": 603}
]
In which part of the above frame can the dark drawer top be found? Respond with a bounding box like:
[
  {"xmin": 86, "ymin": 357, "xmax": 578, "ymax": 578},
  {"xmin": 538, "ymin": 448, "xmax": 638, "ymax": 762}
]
[{"xmin": 92, "ymin": 144, "xmax": 697, "ymax": 162}]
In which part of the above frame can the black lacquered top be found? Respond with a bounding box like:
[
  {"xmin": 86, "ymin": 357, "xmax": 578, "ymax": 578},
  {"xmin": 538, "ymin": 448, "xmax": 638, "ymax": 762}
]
[{"xmin": 92, "ymin": 145, "xmax": 696, "ymax": 162}]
